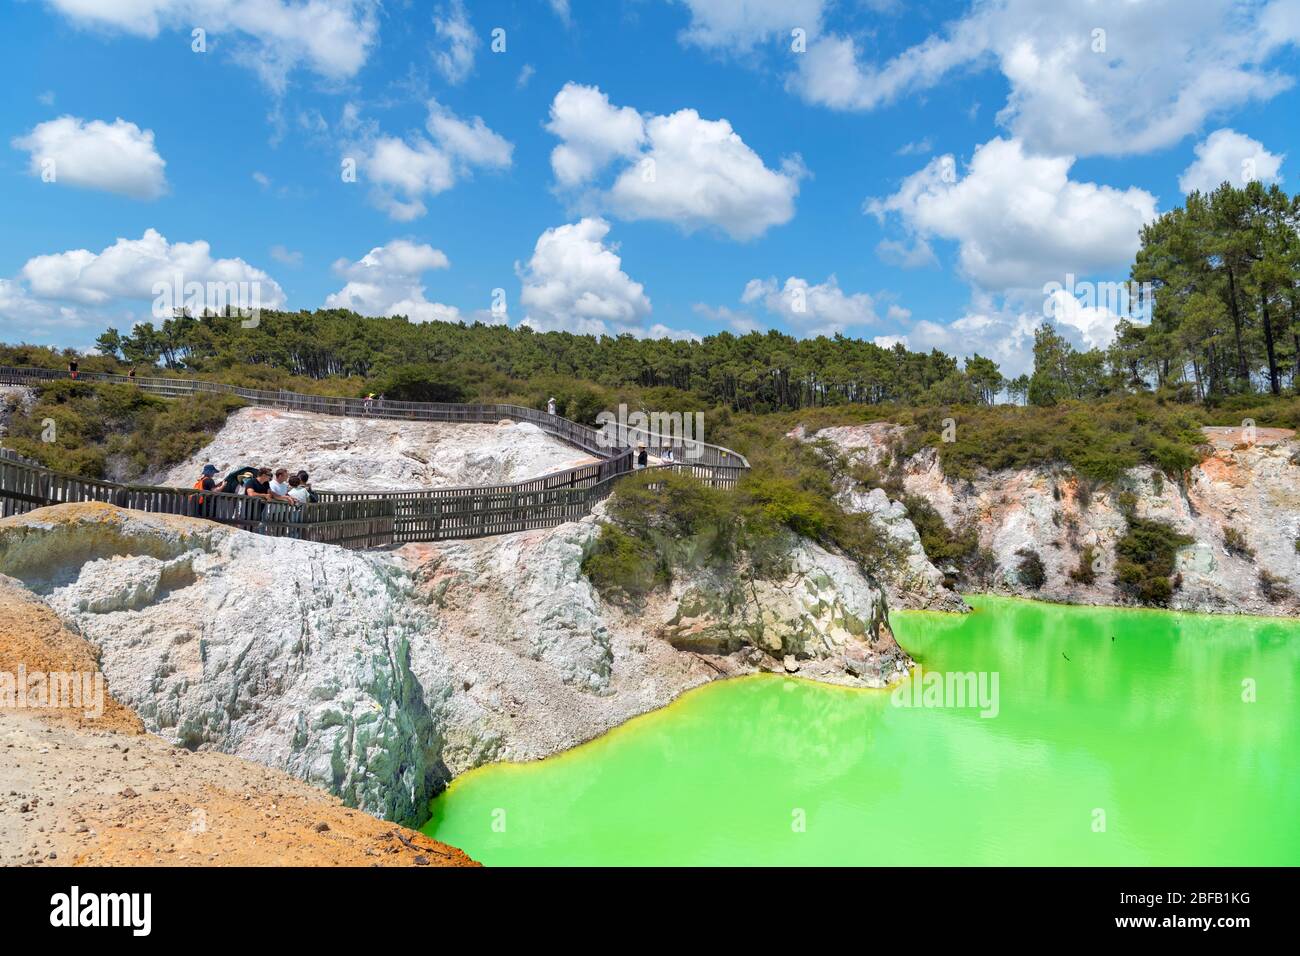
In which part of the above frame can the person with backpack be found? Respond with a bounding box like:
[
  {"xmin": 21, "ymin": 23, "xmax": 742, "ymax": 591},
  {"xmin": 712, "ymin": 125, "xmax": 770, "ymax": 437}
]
[
  {"xmin": 68, "ymin": 358, "xmax": 78, "ymax": 380},
  {"xmin": 193, "ymin": 463, "xmax": 219, "ymax": 493},
  {"xmin": 297, "ymin": 470, "xmax": 319, "ymax": 503},
  {"xmin": 287, "ymin": 475, "xmax": 311, "ymax": 505},
  {"xmin": 191, "ymin": 463, "xmax": 219, "ymax": 516}
]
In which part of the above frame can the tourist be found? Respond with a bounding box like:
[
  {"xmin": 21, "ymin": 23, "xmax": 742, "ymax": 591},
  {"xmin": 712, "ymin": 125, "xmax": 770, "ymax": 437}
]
[
  {"xmin": 190, "ymin": 463, "xmax": 219, "ymax": 516},
  {"xmin": 127, "ymin": 367, "xmax": 137, "ymax": 384},
  {"xmin": 287, "ymin": 474, "xmax": 311, "ymax": 505},
  {"xmin": 297, "ymin": 470, "xmax": 319, "ymax": 503},
  {"xmin": 269, "ymin": 468, "xmax": 291, "ymax": 497},
  {"xmin": 364, "ymin": 392, "xmax": 375, "ymax": 414},
  {"xmin": 636, "ymin": 444, "xmax": 648, "ymax": 469},
  {"xmin": 193, "ymin": 463, "xmax": 219, "ymax": 493},
  {"xmin": 220, "ymin": 465, "xmax": 259, "ymax": 495},
  {"xmin": 662, "ymin": 444, "xmax": 675, "ymax": 464},
  {"xmin": 242, "ymin": 468, "xmax": 275, "ymax": 499},
  {"xmin": 68, "ymin": 358, "xmax": 78, "ymax": 380},
  {"xmin": 547, "ymin": 396, "xmax": 557, "ymax": 416}
]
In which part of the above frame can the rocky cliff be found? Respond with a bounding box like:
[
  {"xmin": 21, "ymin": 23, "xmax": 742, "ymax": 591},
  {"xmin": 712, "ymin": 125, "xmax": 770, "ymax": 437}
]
[
  {"xmin": 807, "ymin": 421, "xmax": 1300, "ymax": 617},
  {"xmin": 0, "ymin": 500, "xmax": 905, "ymax": 826}
]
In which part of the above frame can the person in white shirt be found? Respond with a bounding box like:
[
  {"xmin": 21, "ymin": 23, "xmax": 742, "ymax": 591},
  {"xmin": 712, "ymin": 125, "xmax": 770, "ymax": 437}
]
[
  {"xmin": 287, "ymin": 475, "xmax": 311, "ymax": 504},
  {"xmin": 269, "ymin": 468, "xmax": 292, "ymax": 497},
  {"xmin": 547, "ymin": 397, "xmax": 557, "ymax": 416}
]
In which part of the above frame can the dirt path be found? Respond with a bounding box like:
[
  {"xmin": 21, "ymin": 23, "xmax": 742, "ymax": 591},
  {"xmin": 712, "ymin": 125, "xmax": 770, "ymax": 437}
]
[{"xmin": 0, "ymin": 712, "xmax": 476, "ymax": 866}]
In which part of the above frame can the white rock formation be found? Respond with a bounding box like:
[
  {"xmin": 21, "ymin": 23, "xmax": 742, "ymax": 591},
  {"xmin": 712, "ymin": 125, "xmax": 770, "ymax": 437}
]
[
  {"xmin": 160, "ymin": 406, "xmax": 595, "ymax": 491},
  {"xmin": 810, "ymin": 422, "xmax": 1300, "ymax": 616},
  {"xmin": 0, "ymin": 500, "xmax": 905, "ymax": 824}
]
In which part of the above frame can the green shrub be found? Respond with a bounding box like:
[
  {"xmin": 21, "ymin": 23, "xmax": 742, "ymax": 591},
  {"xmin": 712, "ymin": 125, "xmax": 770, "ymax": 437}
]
[
  {"xmin": 1015, "ymin": 549, "xmax": 1046, "ymax": 589},
  {"xmin": 1258, "ymin": 570, "xmax": 1293, "ymax": 602},
  {"xmin": 1069, "ymin": 545, "xmax": 1098, "ymax": 585},
  {"xmin": 369, "ymin": 364, "xmax": 469, "ymax": 403},
  {"xmin": 4, "ymin": 381, "xmax": 243, "ymax": 480},
  {"xmin": 902, "ymin": 493, "xmax": 980, "ymax": 570},
  {"xmin": 1223, "ymin": 526, "xmax": 1255, "ymax": 560},
  {"xmin": 1115, "ymin": 518, "xmax": 1194, "ymax": 606},
  {"xmin": 581, "ymin": 526, "xmax": 664, "ymax": 605}
]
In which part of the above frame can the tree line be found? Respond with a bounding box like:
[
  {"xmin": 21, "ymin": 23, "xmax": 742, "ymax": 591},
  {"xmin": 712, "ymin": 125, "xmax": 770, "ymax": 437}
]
[
  {"xmin": 87, "ymin": 310, "xmax": 1009, "ymax": 412},
  {"xmin": 19, "ymin": 182, "xmax": 1300, "ymax": 413}
]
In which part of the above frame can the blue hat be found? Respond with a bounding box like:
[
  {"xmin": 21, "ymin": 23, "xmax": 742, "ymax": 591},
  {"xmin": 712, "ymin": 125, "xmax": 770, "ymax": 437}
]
[{"xmin": 202, "ymin": 463, "xmax": 218, "ymax": 475}]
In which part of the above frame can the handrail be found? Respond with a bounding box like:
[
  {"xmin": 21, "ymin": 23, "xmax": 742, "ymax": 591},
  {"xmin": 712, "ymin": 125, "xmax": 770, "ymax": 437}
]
[
  {"xmin": 0, "ymin": 365, "xmax": 750, "ymax": 468},
  {"xmin": 0, "ymin": 366, "xmax": 751, "ymax": 547},
  {"xmin": 0, "ymin": 452, "xmax": 397, "ymax": 548}
]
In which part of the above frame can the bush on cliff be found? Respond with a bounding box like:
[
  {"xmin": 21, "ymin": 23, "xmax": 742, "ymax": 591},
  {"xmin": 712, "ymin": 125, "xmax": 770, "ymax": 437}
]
[
  {"xmin": 1069, "ymin": 546, "xmax": 1099, "ymax": 585},
  {"xmin": 582, "ymin": 468, "xmax": 903, "ymax": 606},
  {"xmin": 1015, "ymin": 549, "xmax": 1047, "ymax": 590},
  {"xmin": 580, "ymin": 526, "xmax": 666, "ymax": 605},
  {"xmin": 1115, "ymin": 518, "xmax": 1195, "ymax": 606}
]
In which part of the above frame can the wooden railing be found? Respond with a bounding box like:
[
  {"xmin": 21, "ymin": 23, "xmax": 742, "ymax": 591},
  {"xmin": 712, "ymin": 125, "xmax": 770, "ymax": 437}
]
[
  {"xmin": 0, "ymin": 451, "xmax": 398, "ymax": 548},
  {"xmin": 0, "ymin": 366, "xmax": 751, "ymax": 548},
  {"xmin": 0, "ymin": 366, "xmax": 749, "ymax": 467}
]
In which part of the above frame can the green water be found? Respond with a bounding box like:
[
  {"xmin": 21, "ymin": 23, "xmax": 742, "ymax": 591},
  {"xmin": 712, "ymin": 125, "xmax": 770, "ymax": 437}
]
[{"xmin": 423, "ymin": 596, "xmax": 1300, "ymax": 865}]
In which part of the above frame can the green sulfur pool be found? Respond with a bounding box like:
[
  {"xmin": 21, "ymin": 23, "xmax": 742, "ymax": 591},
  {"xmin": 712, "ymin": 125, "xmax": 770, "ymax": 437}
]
[{"xmin": 423, "ymin": 596, "xmax": 1300, "ymax": 865}]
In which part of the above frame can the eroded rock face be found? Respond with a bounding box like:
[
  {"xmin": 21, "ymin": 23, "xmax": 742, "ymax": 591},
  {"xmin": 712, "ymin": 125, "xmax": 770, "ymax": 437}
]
[
  {"xmin": 810, "ymin": 422, "xmax": 1300, "ymax": 616},
  {"xmin": 660, "ymin": 536, "xmax": 888, "ymax": 658},
  {"xmin": 0, "ymin": 504, "xmax": 449, "ymax": 826},
  {"xmin": 0, "ymin": 500, "xmax": 906, "ymax": 821},
  {"xmin": 160, "ymin": 406, "xmax": 595, "ymax": 491}
]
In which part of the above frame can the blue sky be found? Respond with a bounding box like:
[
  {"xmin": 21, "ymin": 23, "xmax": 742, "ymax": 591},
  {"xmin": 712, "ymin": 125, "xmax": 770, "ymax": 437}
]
[{"xmin": 1, "ymin": 0, "xmax": 1298, "ymax": 375}]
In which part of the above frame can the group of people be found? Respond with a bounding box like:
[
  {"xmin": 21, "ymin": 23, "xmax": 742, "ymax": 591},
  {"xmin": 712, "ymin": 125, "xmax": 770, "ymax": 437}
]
[
  {"xmin": 195, "ymin": 464, "xmax": 318, "ymax": 504},
  {"xmin": 633, "ymin": 443, "xmax": 678, "ymax": 468}
]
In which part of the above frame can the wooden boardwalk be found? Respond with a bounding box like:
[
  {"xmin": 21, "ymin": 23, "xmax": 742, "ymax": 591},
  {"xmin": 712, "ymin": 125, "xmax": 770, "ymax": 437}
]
[{"xmin": 0, "ymin": 367, "xmax": 749, "ymax": 549}]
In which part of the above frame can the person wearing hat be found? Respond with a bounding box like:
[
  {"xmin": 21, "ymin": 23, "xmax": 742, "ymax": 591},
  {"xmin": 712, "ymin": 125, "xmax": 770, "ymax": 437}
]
[
  {"xmin": 190, "ymin": 463, "xmax": 219, "ymax": 515},
  {"xmin": 636, "ymin": 443, "xmax": 648, "ymax": 469},
  {"xmin": 194, "ymin": 463, "xmax": 219, "ymax": 494}
]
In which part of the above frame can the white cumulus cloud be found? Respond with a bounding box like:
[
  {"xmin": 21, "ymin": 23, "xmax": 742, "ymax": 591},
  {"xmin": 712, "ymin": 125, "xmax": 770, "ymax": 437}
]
[
  {"xmin": 789, "ymin": 0, "xmax": 1299, "ymax": 157},
  {"xmin": 517, "ymin": 218, "xmax": 655, "ymax": 336},
  {"xmin": 546, "ymin": 84, "xmax": 805, "ymax": 240},
  {"xmin": 546, "ymin": 83, "xmax": 647, "ymax": 187},
  {"xmin": 12, "ymin": 116, "xmax": 167, "ymax": 199},
  {"xmin": 324, "ymin": 239, "xmax": 460, "ymax": 324},
  {"xmin": 740, "ymin": 275, "xmax": 880, "ymax": 336},
  {"xmin": 671, "ymin": 0, "xmax": 828, "ymax": 52},
  {"xmin": 1179, "ymin": 128, "xmax": 1285, "ymax": 194},
  {"xmin": 19, "ymin": 228, "xmax": 284, "ymax": 309},
  {"xmin": 432, "ymin": 0, "xmax": 478, "ymax": 85},
  {"xmin": 346, "ymin": 100, "xmax": 513, "ymax": 222},
  {"xmin": 42, "ymin": 0, "xmax": 380, "ymax": 91},
  {"xmin": 867, "ymin": 137, "xmax": 1157, "ymax": 294}
]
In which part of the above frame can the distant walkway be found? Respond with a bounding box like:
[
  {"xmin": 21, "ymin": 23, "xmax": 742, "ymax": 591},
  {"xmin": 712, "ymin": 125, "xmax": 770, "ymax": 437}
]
[{"xmin": 0, "ymin": 366, "xmax": 749, "ymax": 549}]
